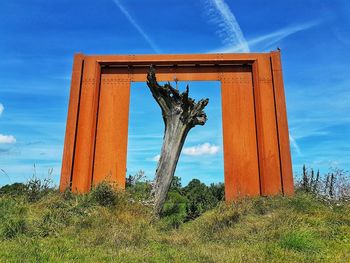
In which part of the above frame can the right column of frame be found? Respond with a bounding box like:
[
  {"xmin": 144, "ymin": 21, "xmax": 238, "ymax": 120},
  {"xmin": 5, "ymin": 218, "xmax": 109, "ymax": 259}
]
[
  {"xmin": 253, "ymin": 56, "xmax": 283, "ymax": 196},
  {"xmin": 270, "ymin": 51, "xmax": 294, "ymax": 194}
]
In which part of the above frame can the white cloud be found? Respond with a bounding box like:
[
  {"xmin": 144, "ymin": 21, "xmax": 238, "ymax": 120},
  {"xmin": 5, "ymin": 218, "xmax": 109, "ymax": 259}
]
[
  {"xmin": 112, "ymin": 0, "xmax": 161, "ymax": 53},
  {"xmin": 212, "ymin": 21, "xmax": 320, "ymax": 53},
  {"xmin": 183, "ymin": 143, "xmax": 219, "ymax": 156},
  {"xmin": 289, "ymin": 133, "xmax": 302, "ymax": 157},
  {"xmin": 0, "ymin": 134, "xmax": 16, "ymax": 144},
  {"xmin": 0, "ymin": 103, "xmax": 4, "ymax": 116},
  {"xmin": 204, "ymin": 0, "xmax": 249, "ymax": 52},
  {"xmin": 152, "ymin": 154, "xmax": 160, "ymax": 162}
]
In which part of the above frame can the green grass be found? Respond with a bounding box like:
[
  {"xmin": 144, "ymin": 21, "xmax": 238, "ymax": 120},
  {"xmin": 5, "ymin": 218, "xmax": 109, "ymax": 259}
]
[{"xmin": 0, "ymin": 189, "xmax": 349, "ymax": 262}]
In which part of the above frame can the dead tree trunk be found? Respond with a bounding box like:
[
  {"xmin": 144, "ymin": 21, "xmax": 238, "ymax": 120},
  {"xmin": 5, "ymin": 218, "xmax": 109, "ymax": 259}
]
[{"xmin": 146, "ymin": 66, "xmax": 209, "ymax": 215}]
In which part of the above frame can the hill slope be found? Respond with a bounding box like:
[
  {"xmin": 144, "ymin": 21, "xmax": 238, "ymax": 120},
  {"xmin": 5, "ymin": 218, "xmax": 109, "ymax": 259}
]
[{"xmin": 0, "ymin": 187, "xmax": 349, "ymax": 262}]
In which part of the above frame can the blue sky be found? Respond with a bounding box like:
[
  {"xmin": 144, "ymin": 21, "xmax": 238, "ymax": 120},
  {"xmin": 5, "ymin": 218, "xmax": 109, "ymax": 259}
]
[{"xmin": 0, "ymin": 0, "xmax": 349, "ymax": 186}]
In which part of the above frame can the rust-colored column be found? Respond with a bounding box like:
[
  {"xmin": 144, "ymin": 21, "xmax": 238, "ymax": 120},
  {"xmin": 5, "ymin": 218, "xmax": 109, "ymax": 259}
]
[
  {"xmin": 60, "ymin": 53, "xmax": 84, "ymax": 191},
  {"xmin": 252, "ymin": 56, "xmax": 282, "ymax": 196},
  {"xmin": 71, "ymin": 57, "xmax": 101, "ymax": 193},
  {"xmin": 92, "ymin": 74, "xmax": 130, "ymax": 189},
  {"xmin": 270, "ymin": 51, "xmax": 294, "ymax": 195},
  {"xmin": 221, "ymin": 71, "xmax": 260, "ymax": 201}
]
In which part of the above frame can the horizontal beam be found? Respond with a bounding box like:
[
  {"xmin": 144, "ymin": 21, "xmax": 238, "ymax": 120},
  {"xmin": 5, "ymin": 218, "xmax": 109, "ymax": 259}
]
[{"xmin": 76, "ymin": 52, "xmax": 276, "ymax": 66}]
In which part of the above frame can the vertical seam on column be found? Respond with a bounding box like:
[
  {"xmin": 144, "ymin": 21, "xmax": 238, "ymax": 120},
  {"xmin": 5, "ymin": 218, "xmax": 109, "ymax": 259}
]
[
  {"xmin": 270, "ymin": 56, "xmax": 284, "ymax": 194},
  {"xmin": 251, "ymin": 62, "xmax": 262, "ymax": 196},
  {"xmin": 70, "ymin": 59, "xmax": 85, "ymax": 188},
  {"xmin": 91, "ymin": 64, "xmax": 103, "ymax": 189},
  {"xmin": 124, "ymin": 75, "xmax": 131, "ymax": 188},
  {"xmin": 220, "ymin": 75, "xmax": 230, "ymax": 200}
]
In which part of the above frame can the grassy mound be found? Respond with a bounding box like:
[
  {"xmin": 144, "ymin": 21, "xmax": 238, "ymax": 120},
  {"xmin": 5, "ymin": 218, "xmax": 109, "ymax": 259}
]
[{"xmin": 0, "ymin": 182, "xmax": 349, "ymax": 263}]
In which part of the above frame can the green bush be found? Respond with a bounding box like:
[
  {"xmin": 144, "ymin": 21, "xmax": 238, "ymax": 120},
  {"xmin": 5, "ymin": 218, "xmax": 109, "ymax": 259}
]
[
  {"xmin": 25, "ymin": 176, "xmax": 53, "ymax": 202},
  {"xmin": 161, "ymin": 191, "xmax": 189, "ymax": 229},
  {"xmin": 126, "ymin": 181, "xmax": 152, "ymax": 201},
  {"xmin": 209, "ymin": 182, "xmax": 225, "ymax": 202},
  {"xmin": 90, "ymin": 182, "xmax": 118, "ymax": 207},
  {"xmin": 184, "ymin": 179, "xmax": 218, "ymax": 219},
  {"xmin": 0, "ymin": 183, "xmax": 26, "ymax": 196}
]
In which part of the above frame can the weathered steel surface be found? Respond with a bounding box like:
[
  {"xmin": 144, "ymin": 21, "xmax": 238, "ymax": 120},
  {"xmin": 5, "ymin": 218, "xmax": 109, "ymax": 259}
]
[
  {"xmin": 60, "ymin": 53, "xmax": 84, "ymax": 191},
  {"xmin": 253, "ymin": 56, "xmax": 282, "ymax": 195},
  {"xmin": 221, "ymin": 71, "xmax": 260, "ymax": 199},
  {"xmin": 93, "ymin": 75, "xmax": 130, "ymax": 189},
  {"xmin": 270, "ymin": 51, "xmax": 294, "ymax": 195},
  {"xmin": 71, "ymin": 57, "xmax": 101, "ymax": 193},
  {"xmin": 60, "ymin": 51, "xmax": 294, "ymax": 200}
]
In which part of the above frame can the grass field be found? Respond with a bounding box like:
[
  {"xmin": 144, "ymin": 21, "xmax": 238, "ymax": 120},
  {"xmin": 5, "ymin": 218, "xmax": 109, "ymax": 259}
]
[{"xmin": 0, "ymin": 181, "xmax": 349, "ymax": 263}]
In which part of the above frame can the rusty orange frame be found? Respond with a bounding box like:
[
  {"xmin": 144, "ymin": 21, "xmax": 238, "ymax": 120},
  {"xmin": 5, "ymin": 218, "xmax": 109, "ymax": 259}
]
[{"xmin": 60, "ymin": 51, "xmax": 294, "ymax": 201}]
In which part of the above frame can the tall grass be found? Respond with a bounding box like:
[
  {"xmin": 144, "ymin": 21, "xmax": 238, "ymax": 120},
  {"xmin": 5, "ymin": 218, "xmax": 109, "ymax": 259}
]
[
  {"xmin": 0, "ymin": 175, "xmax": 349, "ymax": 262},
  {"xmin": 0, "ymin": 166, "xmax": 349, "ymax": 262}
]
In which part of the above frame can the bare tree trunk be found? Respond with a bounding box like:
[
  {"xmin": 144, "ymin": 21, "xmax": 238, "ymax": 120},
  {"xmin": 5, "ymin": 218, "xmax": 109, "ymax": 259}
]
[{"xmin": 146, "ymin": 67, "xmax": 209, "ymax": 215}]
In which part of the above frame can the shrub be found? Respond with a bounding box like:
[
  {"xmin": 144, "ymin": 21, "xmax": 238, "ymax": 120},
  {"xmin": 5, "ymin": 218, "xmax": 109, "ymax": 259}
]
[
  {"xmin": 126, "ymin": 181, "xmax": 152, "ymax": 201},
  {"xmin": 161, "ymin": 191, "xmax": 189, "ymax": 229},
  {"xmin": 169, "ymin": 176, "xmax": 182, "ymax": 193},
  {"xmin": 90, "ymin": 182, "xmax": 118, "ymax": 207},
  {"xmin": 126, "ymin": 170, "xmax": 146, "ymax": 187},
  {"xmin": 297, "ymin": 165, "xmax": 350, "ymax": 201},
  {"xmin": 25, "ymin": 176, "xmax": 53, "ymax": 202},
  {"xmin": 209, "ymin": 182, "xmax": 225, "ymax": 202},
  {"xmin": 0, "ymin": 183, "xmax": 26, "ymax": 196},
  {"xmin": 184, "ymin": 179, "xmax": 218, "ymax": 219}
]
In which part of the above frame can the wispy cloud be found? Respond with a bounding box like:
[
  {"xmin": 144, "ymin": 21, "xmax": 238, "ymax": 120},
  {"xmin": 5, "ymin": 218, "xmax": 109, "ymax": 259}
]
[
  {"xmin": 249, "ymin": 21, "xmax": 319, "ymax": 50},
  {"xmin": 289, "ymin": 133, "xmax": 302, "ymax": 157},
  {"xmin": 151, "ymin": 154, "xmax": 160, "ymax": 162},
  {"xmin": 212, "ymin": 21, "xmax": 320, "ymax": 53},
  {"xmin": 0, "ymin": 134, "xmax": 16, "ymax": 144},
  {"xmin": 183, "ymin": 143, "xmax": 220, "ymax": 156},
  {"xmin": 112, "ymin": 0, "xmax": 161, "ymax": 53},
  {"xmin": 0, "ymin": 103, "xmax": 3, "ymax": 116},
  {"xmin": 204, "ymin": 0, "xmax": 249, "ymax": 52}
]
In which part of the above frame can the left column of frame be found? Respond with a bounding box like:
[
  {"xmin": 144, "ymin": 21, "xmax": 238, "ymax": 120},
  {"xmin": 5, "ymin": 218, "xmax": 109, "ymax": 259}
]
[
  {"xmin": 60, "ymin": 53, "xmax": 85, "ymax": 191},
  {"xmin": 70, "ymin": 57, "xmax": 101, "ymax": 193}
]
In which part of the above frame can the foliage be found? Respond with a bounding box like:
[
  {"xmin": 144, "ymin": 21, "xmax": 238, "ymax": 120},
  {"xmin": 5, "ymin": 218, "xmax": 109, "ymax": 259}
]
[
  {"xmin": 159, "ymin": 178, "xmax": 224, "ymax": 228},
  {"xmin": 169, "ymin": 176, "xmax": 182, "ymax": 192},
  {"xmin": 126, "ymin": 170, "xmax": 152, "ymax": 202},
  {"xmin": 0, "ymin": 182, "xmax": 26, "ymax": 196},
  {"xmin": 90, "ymin": 181, "xmax": 119, "ymax": 207},
  {"xmin": 183, "ymin": 179, "xmax": 220, "ymax": 219},
  {"xmin": 126, "ymin": 170, "xmax": 146, "ymax": 187},
  {"xmin": 160, "ymin": 191, "xmax": 188, "ymax": 229},
  {"xmin": 26, "ymin": 175, "xmax": 53, "ymax": 202}
]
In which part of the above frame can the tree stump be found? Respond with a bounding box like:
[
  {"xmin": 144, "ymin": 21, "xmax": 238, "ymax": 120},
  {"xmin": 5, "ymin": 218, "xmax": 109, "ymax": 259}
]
[{"xmin": 146, "ymin": 66, "xmax": 209, "ymax": 215}]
